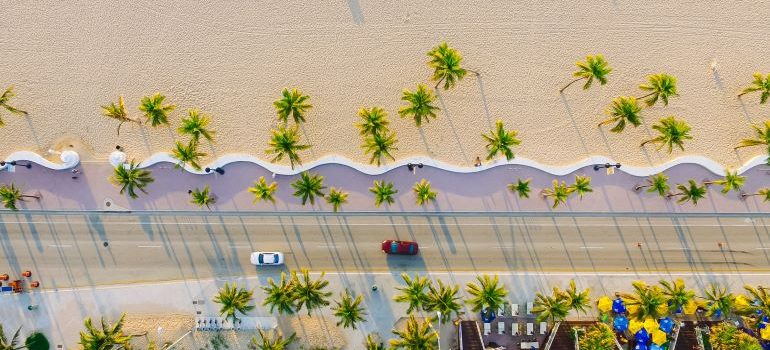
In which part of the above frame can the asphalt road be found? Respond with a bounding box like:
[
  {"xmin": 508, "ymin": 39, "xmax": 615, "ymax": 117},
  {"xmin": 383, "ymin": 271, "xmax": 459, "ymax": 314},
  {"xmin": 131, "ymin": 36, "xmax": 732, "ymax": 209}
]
[{"xmin": 1, "ymin": 212, "xmax": 769, "ymax": 289}]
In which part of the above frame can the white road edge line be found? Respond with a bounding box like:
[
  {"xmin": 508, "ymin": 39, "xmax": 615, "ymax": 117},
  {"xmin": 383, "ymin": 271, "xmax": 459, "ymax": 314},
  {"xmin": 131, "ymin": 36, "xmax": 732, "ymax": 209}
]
[
  {"xmin": 47, "ymin": 244, "xmax": 72, "ymax": 248},
  {"xmin": 137, "ymin": 245, "xmax": 162, "ymax": 248},
  {"xmin": 580, "ymin": 246, "xmax": 604, "ymax": 249}
]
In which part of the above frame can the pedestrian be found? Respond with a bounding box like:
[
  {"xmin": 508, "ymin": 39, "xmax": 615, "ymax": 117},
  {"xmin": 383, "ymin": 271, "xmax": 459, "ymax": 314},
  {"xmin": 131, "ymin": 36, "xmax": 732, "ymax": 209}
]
[
  {"xmin": 71, "ymin": 168, "xmax": 80, "ymax": 179},
  {"xmin": 474, "ymin": 156, "xmax": 482, "ymax": 167}
]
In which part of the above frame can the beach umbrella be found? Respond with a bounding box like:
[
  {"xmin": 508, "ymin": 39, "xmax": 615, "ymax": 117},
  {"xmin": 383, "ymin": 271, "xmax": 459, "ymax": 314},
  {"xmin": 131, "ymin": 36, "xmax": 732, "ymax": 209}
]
[
  {"xmin": 652, "ymin": 330, "xmax": 667, "ymax": 345},
  {"xmin": 613, "ymin": 298, "xmax": 627, "ymax": 314},
  {"xmin": 762, "ymin": 325, "xmax": 770, "ymax": 341},
  {"xmin": 659, "ymin": 317, "xmax": 674, "ymax": 334},
  {"xmin": 635, "ymin": 328, "xmax": 649, "ymax": 344},
  {"xmin": 629, "ymin": 319, "xmax": 644, "ymax": 334},
  {"xmin": 650, "ymin": 344, "xmax": 662, "ymax": 350},
  {"xmin": 109, "ymin": 150, "xmax": 127, "ymax": 167},
  {"xmin": 643, "ymin": 318, "xmax": 658, "ymax": 333},
  {"xmin": 598, "ymin": 296, "xmax": 613, "ymax": 313},
  {"xmin": 683, "ymin": 300, "xmax": 697, "ymax": 315},
  {"xmin": 634, "ymin": 342, "xmax": 649, "ymax": 350},
  {"xmin": 614, "ymin": 316, "xmax": 629, "ymax": 332}
]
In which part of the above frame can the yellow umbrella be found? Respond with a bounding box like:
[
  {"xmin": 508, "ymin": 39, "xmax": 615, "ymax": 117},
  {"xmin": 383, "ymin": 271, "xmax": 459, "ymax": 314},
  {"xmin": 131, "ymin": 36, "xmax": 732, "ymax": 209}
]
[
  {"xmin": 627, "ymin": 304, "xmax": 639, "ymax": 316},
  {"xmin": 736, "ymin": 295, "xmax": 751, "ymax": 310},
  {"xmin": 761, "ymin": 326, "xmax": 770, "ymax": 341},
  {"xmin": 683, "ymin": 300, "xmax": 697, "ymax": 315},
  {"xmin": 656, "ymin": 303, "xmax": 669, "ymax": 316},
  {"xmin": 652, "ymin": 329, "xmax": 667, "ymax": 345},
  {"xmin": 629, "ymin": 319, "xmax": 643, "ymax": 334},
  {"xmin": 597, "ymin": 296, "xmax": 613, "ymax": 313},
  {"xmin": 643, "ymin": 318, "xmax": 659, "ymax": 333}
]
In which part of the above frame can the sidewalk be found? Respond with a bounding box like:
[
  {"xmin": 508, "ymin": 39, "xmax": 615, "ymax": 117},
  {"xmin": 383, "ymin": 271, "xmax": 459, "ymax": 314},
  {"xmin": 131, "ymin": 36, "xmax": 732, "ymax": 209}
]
[
  {"xmin": 0, "ymin": 161, "xmax": 768, "ymax": 213},
  {"xmin": 2, "ymin": 272, "xmax": 768, "ymax": 350}
]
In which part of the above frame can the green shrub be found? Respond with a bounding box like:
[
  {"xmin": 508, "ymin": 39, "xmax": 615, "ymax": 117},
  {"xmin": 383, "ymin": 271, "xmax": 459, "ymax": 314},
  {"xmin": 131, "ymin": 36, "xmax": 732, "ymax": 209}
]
[{"xmin": 25, "ymin": 332, "xmax": 50, "ymax": 350}]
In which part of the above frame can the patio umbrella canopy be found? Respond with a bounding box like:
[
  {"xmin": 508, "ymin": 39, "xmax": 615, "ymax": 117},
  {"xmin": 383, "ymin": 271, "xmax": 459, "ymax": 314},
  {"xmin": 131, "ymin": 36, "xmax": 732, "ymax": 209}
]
[
  {"xmin": 634, "ymin": 343, "xmax": 649, "ymax": 350},
  {"xmin": 629, "ymin": 319, "xmax": 643, "ymax": 334},
  {"xmin": 613, "ymin": 298, "xmax": 627, "ymax": 314},
  {"xmin": 650, "ymin": 344, "xmax": 663, "ymax": 350},
  {"xmin": 598, "ymin": 296, "xmax": 613, "ymax": 313},
  {"xmin": 659, "ymin": 318, "xmax": 674, "ymax": 333},
  {"xmin": 614, "ymin": 316, "xmax": 629, "ymax": 332},
  {"xmin": 652, "ymin": 329, "xmax": 667, "ymax": 345},
  {"xmin": 643, "ymin": 318, "xmax": 659, "ymax": 333},
  {"xmin": 635, "ymin": 328, "xmax": 650, "ymax": 344}
]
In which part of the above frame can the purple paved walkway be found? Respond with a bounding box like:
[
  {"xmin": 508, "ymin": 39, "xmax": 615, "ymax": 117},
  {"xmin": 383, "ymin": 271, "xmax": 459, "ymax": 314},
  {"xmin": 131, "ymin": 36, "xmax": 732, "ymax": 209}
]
[{"xmin": 0, "ymin": 162, "xmax": 768, "ymax": 213}]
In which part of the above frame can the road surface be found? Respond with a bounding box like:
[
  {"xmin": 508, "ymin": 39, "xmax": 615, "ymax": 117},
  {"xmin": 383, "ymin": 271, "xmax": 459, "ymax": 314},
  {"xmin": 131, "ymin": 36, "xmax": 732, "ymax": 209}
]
[{"xmin": 1, "ymin": 212, "xmax": 769, "ymax": 288}]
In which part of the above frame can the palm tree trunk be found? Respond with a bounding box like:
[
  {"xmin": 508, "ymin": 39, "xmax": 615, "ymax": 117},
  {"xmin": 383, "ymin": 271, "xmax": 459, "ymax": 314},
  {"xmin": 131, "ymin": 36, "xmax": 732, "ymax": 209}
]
[
  {"xmin": 637, "ymin": 92, "xmax": 655, "ymax": 100},
  {"xmin": 633, "ymin": 184, "xmax": 650, "ymax": 191},
  {"xmin": 640, "ymin": 139, "xmax": 656, "ymax": 147},
  {"xmin": 117, "ymin": 121, "xmax": 125, "ymax": 136},
  {"xmin": 560, "ymin": 78, "xmax": 584, "ymax": 93},
  {"xmin": 434, "ymin": 77, "xmax": 445, "ymax": 90},
  {"xmin": 738, "ymin": 91, "xmax": 751, "ymax": 97},
  {"xmin": 597, "ymin": 118, "xmax": 617, "ymax": 127},
  {"xmin": 733, "ymin": 143, "xmax": 761, "ymax": 150},
  {"xmin": 467, "ymin": 68, "xmax": 481, "ymax": 76},
  {"xmin": 21, "ymin": 194, "xmax": 40, "ymax": 200},
  {"xmin": 666, "ymin": 192, "xmax": 683, "ymax": 198}
]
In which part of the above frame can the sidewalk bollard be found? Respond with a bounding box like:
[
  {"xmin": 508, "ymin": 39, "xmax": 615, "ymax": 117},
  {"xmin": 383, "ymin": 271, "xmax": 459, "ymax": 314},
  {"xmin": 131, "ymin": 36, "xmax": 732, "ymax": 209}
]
[
  {"xmin": 22, "ymin": 271, "xmax": 32, "ymax": 278},
  {"xmin": 27, "ymin": 305, "xmax": 38, "ymax": 311},
  {"xmin": 371, "ymin": 284, "xmax": 378, "ymax": 291},
  {"xmin": 30, "ymin": 281, "xmax": 40, "ymax": 288},
  {"xmin": 636, "ymin": 242, "xmax": 642, "ymax": 248}
]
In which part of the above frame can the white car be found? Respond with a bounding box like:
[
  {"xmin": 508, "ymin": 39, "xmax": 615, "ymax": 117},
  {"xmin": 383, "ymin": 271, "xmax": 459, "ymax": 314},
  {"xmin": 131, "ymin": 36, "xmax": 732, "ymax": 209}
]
[{"xmin": 250, "ymin": 252, "xmax": 284, "ymax": 266}]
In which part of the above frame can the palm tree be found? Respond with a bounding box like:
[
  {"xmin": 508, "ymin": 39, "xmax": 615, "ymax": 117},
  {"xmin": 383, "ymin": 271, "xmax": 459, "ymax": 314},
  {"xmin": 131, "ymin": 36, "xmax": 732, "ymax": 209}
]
[
  {"xmin": 619, "ymin": 281, "xmax": 668, "ymax": 320},
  {"xmin": 704, "ymin": 169, "xmax": 745, "ymax": 194},
  {"xmin": 735, "ymin": 121, "xmax": 770, "ymax": 150},
  {"xmin": 109, "ymin": 160, "xmax": 154, "ymax": 199},
  {"xmin": 425, "ymin": 279, "xmax": 462, "ymax": 323},
  {"xmin": 507, "ymin": 178, "xmax": 532, "ymax": 199},
  {"xmin": 138, "ymin": 93, "xmax": 175, "ymax": 127},
  {"xmin": 79, "ymin": 314, "xmax": 132, "ymax": 350},
  {"xmin": 370, "ymin": 180, "xmax": 398, "ymax": 207},
  {"xmin": 427, "ymin": 42, "xmax": 471, "ymax": 90},
  {"xmin": 274, "ymin": 88, "xmax": 312, "ymax": 124},
  {"xmin": 667, "ymin": 180, "xmax": 707, "ymax": 205},
  {"xmin": 466, "ymin": 274, "xmax": 508, "ymax": 317},
  {"xmin": 634, "ymin": 173, "xmax": 670, "ymax": 197},
  {"xmin": 399, "ymin": 84, "xmax": 440, "ymax": 127},
  {"xmin": 357, "ymin": 107, "xmax": 390, "ymax": 136},
  {"xmin": 291, "ymin": 269, "xmax": 332, "ymax": 316},
  {"xmin": 640, "ymin": 116, "xmax": 692, "ymax": 153},
  {"xmin": 212, "ymin": 282, "xmax": 255, "ymax": 322},
  {"xmin": 390, "ymin": 315, "xmax": 438, "ymax": 350},
  {"xmin": 250, "ymin": 329, "xmax": 297, "ymax": 350},
  {"xmin": 741, "ymin": 187, "xmax": 770, "ymax": 202},
  {"xmin": 331, "ymin": 289, "xmax": 367, "ymax": 329},
  {"xmin": 0, "ymin": 183, "xmax": 40, "ymax": 211},
  {"xmin": 738, "ymin": 73, "xmax": 770, "ymax": 104},
  {"xmin": 560, "ymin": 54, "xmax": 612, "ymax": 93},
  {"xmin": 178, "ymin": 109, "xmax": 215, "ymax": 143},
  {"xmin": 658, "ymin": 279, "xmax": 695, "ymax": 314},
  {"xmin": 261, "ymin": 272, "xmax": 296, "ymax": 315},
  {"xmin": 362, "ymin": 130, "xmax": 398, "ymax": 166},
  {"xmin": 598, "ymin": 96, "xmax": 643, "ymax": 133},
  {"xmin": 325, "ymin": 187, "xmax": 348, "ymax": 212},
  {"xmin": 579, "ymin": 324, "xmax": 616, "ymax": 350},
  {"xmin": 102, "ymin": 96, "xmax": 141, "ymax": 135},
  {"xmin": 413, "ymin": 179, "xmax": 437, "ymax": 206},
  {"xmin": 742, "ymin": 285, "xmax": 770, "ymax": 316},
  {"xmin": 0, "ymin": 325, "xmax": 24, "ymax": 350},
  {"xmin": 560, "ymin": 279, "xmax": 591, "ymax": 315},
  {"xmin": 0, "ymin": 86, "xmax": 28, "ymax": 127},
  {"xmin": 291, "ymin": 172, "xmax": 326, "ymax": 205},
  {"xmin": 541, "ymin": 180, "xmax": 572, "ymax": 209},
  {"xmin": 189, "ymin": 185, "xmax": 216, "ymax": 210},
  {"xmin": 532, "ymin": 291, "xmax": 569, "ymax": 323},
  {"xmin": 701, "ymin": 284, "xmax": 735, "ymax": 318},
  {"xmin": 364, "ymin": 334, "xmax": 386, "ymax": 350},
  {"xmin": 248, "ymin": 176, "xmax": 278, "ymax": 204},
  {"xmin": 172, "ymin": 140, "xmax": 206, "ymax": 171},
  {"xmin": 482, "ymin": 120, "xmax": 521, "ymax": 161},
  {"xmin": 638, "ymin": 73, "xmax": 679, "ymax": 107},
  {"xmin": 394, "ymin": 273, "xmax": 431, "ymax": 314},
  {"xmin": 569, "ymin": 175, "xmax": 592, "ymax": 199},
  {"xmin": 266, "ymin": 125, "xmax": 310, "ymax": 170}
]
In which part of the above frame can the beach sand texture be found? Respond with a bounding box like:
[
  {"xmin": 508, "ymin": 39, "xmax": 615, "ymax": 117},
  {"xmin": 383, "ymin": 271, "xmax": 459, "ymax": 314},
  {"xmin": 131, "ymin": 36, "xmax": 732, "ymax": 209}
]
[{"xmin": 1, "ymin": 1, "xmax": 769, "ymax": 168}]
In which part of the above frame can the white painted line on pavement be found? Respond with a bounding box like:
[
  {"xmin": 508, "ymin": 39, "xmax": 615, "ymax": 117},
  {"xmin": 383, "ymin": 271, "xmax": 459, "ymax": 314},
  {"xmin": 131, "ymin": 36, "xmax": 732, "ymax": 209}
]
[
  {"xmin": 755, "ymin": 247, "xmax": 770, "ymax": 250},
  {"xmin": 580, "ymin": 246, "xmax": 604, "ymax": 249},
  {"xmin": 3, "ymin": 221, "xmax": 769, "ymax": 228},
  {"xmin": 228, "ymin": 245, "xmax": 249, "ymax": 249},
  {"xmin": 137, "ymin": 245, "xmax": 162, "ymax": 248},
  {"xmin": 48, "ymin": 244, "xmax": 72, "ymax": 248}
]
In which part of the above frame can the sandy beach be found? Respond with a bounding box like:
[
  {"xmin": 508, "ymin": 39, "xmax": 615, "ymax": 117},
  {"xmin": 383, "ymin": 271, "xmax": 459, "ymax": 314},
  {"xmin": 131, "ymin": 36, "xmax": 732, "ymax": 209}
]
[{"xmin": 1, "ymin": 1, "xmax": 769, "ymax": 168}]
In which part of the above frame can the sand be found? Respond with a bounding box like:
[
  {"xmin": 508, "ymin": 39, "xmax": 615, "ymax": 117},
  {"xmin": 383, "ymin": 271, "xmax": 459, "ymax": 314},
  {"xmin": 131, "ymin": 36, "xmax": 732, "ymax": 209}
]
[{"xmin": 1, "ymin": 1, "xmax": 770, "ymax": 169}]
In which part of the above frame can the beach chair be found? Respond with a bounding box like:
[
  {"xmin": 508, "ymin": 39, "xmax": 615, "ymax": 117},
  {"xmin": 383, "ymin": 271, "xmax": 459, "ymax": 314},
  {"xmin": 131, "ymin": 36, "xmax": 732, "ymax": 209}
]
[
  {"xmin": 540, "ymin": 322, "xmax": 547, "ymax": 334},
  {"xmin": 511, "ymin": 303, "xmax": 520, "ymax": 316},
  {"xmin": 526, "ymin": 322, "xmax": 534, "ymax": 336},
  {"xmin": 527, "ymin": 302, "xmax": 534, "ymax": 314},
  {"xmin": 484, "ymin": 322, "xmax": 492, "ymax": 335},
  {"xmin": 498, "ymin": 321, "xmax": 505, "ymax": 334},
  {"xmin": 512, "ymin": 322, "xmax": 520, "ymax": 336}
]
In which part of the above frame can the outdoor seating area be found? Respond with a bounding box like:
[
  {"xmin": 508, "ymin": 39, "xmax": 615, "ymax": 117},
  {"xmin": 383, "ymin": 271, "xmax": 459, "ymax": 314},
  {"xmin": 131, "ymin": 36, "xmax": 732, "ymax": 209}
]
[{"xmin": 481, "ymin": 302, "xmax": 549, "ymax": 350}]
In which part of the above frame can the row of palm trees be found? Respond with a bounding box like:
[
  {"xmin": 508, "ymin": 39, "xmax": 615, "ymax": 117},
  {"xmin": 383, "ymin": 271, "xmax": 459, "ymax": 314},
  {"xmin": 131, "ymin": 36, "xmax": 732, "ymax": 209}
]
[{"xmin": 633, "ymin": 170, "xmax": 770, "ymax": 205}]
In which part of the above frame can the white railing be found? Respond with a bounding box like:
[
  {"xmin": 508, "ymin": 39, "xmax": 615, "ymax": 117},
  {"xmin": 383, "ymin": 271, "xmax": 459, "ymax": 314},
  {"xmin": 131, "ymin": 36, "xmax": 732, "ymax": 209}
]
[{"xmin": 543, "ymin": 322, "xmax": 561, "ymax": 350}]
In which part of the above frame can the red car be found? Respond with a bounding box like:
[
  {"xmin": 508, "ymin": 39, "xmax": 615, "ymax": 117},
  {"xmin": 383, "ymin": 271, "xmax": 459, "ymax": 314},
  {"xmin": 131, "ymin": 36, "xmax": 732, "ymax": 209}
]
[{"xmin": 381, "ymin": 240, "xmax": 419, "ymax": 255}]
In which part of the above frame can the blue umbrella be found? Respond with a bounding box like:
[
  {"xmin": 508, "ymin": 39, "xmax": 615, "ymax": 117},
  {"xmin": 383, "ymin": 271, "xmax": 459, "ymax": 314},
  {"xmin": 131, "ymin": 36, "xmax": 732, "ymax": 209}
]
[
  {"xmin": 614, "ymin": 316, "xmax": 629, "ymax": 332},
  {"xmin": 481, "ymin": 308, "xmax": 496, "ymax": 323},
  {"xmin": 659, "ymin": 318, "xmax": 674, "ymax": 334},
  {"xmin": 635, "ymin": 343, "xmax": 649, "ymax": 350},
  {"xmin": 650, "ymin": 344, "xmax": 662, "ymax": 350},
  {"xmin": 613, "ymin": 298, "xmax": 627, "ymax": 314},
  {"xmin": 635, "ymin": 329, "xmax": 650, "ymax": 344}
]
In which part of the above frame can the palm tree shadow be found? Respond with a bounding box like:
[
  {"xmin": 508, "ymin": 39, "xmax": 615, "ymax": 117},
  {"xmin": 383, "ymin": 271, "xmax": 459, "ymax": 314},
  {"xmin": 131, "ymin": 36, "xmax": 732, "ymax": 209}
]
[
  {"xmin": 346, "ymin": 0, "xmax": 364, "ymax": 24},
  {"xmin": 23, "ymin": 114, "xmax": 42, "ymax": 150},
  {"xmin": 712, "ymin": 69, "xmax": 724, "ymax": 91},
  {"xmin": 435, "ymin": 90, "xmax": 470, "ymax": 163},
  {"xmin": 299, "ymin": 123, "xmax": 318, "ymax": 159},
  {"xmin": 476, "ymin": 75, "xmax": 493, "ymax": 129},
  {"xmin": 597, "ymin": 128, "xmax": 618, "ymax": 160},
  {"xmin": 139, "ymin": 127, "xmax": 153, "ymax": 153},
  {"xmin": 417, "ymin": 127, "xmax": 435, "ymax": 157},
  {"xmin": 737, "ymin": 98, "xmax": 754, "ymax": 124},
  {"xmin": 559, "ymin": 94, "xmax": 589, "ymax": 154}
]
